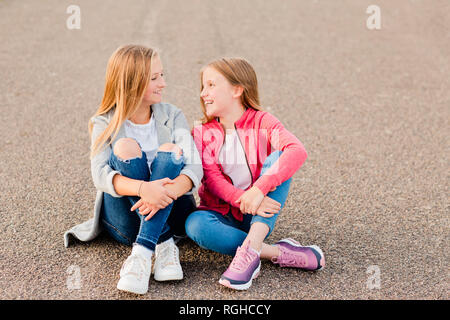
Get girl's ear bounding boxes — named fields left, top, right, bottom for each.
left=232, top=85, right=244, bottom=99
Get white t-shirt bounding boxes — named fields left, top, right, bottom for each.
left=124, top=113, right=159, bottom=173
left=218, top=129, right=252, bottom=190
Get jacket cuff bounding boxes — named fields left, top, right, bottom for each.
left=107, top=171, right=123, bottom=198
left=253, top=175, right=274, bottom=196
left=180, top=168, right=200, bottom=193
left=230, top=188, right=246, bottom=208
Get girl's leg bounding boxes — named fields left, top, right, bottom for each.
left=101, top=139, right=186, bottom=251
left=185, top=210, right=249, bottom=256
left=242, top=150, right=292, bottom=259
left=217, top=151, right=293, bottom=290
left=101, top=138, right=150, bottom=246
left=166, top=194, right=197, bottom=240
left=247, top=152, right=325, bottom=271
left=135, top=147, right=184, bottom=251
left=107, top=140, right=185, bottom=294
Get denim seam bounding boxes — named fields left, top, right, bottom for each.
left=136, top=215, right=159, bottom=245
left=101, top=219, right=133, bottom=244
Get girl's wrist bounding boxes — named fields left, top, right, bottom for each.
left=137, top=181, right=145, bottom=197
left=251, top=185, right=264, bottom=196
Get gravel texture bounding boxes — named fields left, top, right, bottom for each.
left=0, top=0, right=448, bottom=300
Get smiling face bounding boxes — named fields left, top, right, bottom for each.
left=200, top=66, right=240, bottom=119
left=142, top=54, right=166, bottom=105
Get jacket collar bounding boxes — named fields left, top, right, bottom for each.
left=235, top=107, right=255, bottom=127
left=151, top=103, right=169, bottom=125
left=214, top=107, right=255, bottom=129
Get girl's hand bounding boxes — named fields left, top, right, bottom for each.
left=236, top=186, right=265, bottom=215
left=131, top=201, right=161, bottom=221
left=254, top=196, right=281, bottom=218
left=130, top=178, right=177, bottom=220
left=142, top=178, right=177, bottom=206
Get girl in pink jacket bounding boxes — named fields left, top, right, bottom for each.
left=186, top=57, right=325, bottom=290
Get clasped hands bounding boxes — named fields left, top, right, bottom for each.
left=130, top=178, right=177, bottom=221
left=236, top=186, right=281, bottom=218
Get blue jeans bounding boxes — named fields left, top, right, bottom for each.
left=101, top=148, right=196, bottom=251
left=185, top=151, right=292, bottom=256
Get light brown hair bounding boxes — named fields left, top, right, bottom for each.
left=89, top=45, right=157, bottom=158
left=199, top=57, right=262, bottom=124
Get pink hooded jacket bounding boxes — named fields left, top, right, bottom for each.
left=192, top=107, right=307, bottom=221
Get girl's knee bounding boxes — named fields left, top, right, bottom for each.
left=185, top=211, right=202, bottom=239
left=113, top=138, right=142, bottom=160
left=265, top=150, right=282, bottom=164
left=261, top=150, right=283, bottom=174
left=158, top=143, right=183, bottom=157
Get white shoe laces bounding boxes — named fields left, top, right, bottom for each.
left=121, top=254, right=149, bottom=279
left=157, top=241, right=180, bottom=268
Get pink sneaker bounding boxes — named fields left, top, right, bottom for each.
left=272, top=238, right=325, bottom=271
left=219, top=241, right=261, bottom=290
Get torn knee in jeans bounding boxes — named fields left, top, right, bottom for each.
left=158, top=143, right=183, bottom=160
left=113, top=138, right=142, bottom=161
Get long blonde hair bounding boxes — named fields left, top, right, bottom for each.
left=199, top=57, right=262, bottom=124
left=89, top=45, right=157, bottom=158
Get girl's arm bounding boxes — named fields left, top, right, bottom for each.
left=236, top=112, right=307, bottom=214
left=203, top=162, right=245, bottom=207
left=164, top=174, right=193, bottom=198
left=112, top=174, right=142, bottom=197
left=131, top=174, right=192, bottom=220
left=252, top=112, right=307, bottom=195
left=199, top=142, right=280, bottom=214
left=114, top=174, right=178, bottom=216
left=90, top=115, right=123, bottom=197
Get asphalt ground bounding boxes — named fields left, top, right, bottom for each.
left=0, top=0, right=448, bottom=299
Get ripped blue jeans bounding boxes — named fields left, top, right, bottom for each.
left=100, top=148, right=196, bottom=251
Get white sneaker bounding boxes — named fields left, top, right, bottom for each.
left=117, top=247, right=152, bottom=295
left=154, top=238, right=183, bottom=281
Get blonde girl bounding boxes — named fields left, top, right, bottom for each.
left=64, top=45, right=203, bottom=295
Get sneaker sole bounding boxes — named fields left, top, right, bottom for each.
left=117, top=280, right=148, bottom=295
left=278, top=238, right=325, bottom=270
left=218, top=262, right=261, bottom=291
left=154, top=272, right=184, bottom=282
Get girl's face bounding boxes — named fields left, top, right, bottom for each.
left=142, top=55, right=166, bottom=105
left=201, top=66, right=239, bottom=118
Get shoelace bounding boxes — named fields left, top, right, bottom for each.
left=121, top=254, right=148, bottom=279
left=230, top=246, right=255, bottom=272
left=158, top=243, right=179, bottom=267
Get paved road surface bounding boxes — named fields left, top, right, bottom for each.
left=0, top=0, right=448, bottom=299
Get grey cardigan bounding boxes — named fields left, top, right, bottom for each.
left=64, top=102, right=203, bottom=248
